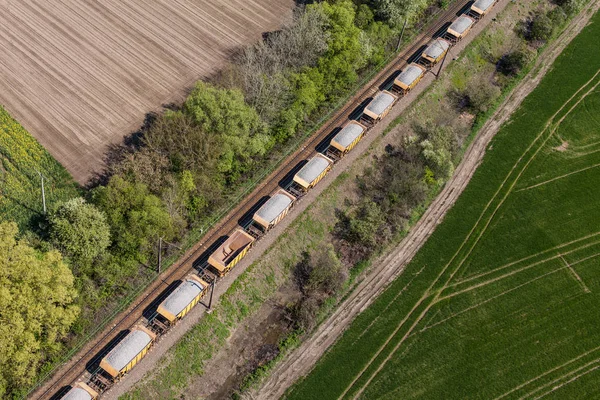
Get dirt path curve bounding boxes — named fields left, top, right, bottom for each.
left=251, top=3, right=600, bottom=399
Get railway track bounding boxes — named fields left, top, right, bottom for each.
left=32, top=1, right=475, bottom=398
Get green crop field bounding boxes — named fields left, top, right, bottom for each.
left=0, top=106, right=79, bottom=230
left=287, top=11, right=600, bottom=400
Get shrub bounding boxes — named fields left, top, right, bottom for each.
left=530, top=13, right=554, bottom=41
left=49, top=198, right=111, bottom=267
left=497, top=48, right=535, bottom=76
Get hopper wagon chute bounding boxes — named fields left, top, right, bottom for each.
left=421, top=39, right=451, bottom=67
left=99, top=326, right=156, bottom=381
left=251, top=189, right=296, bottom=234
left=60, top=383, right=98, bottom=400
left=361, top=90, right=398, bottom=125
left=327, top=121, right=367, bottom=158
left=156, top=274, right=209, bottom=326
left=445, top=16, right=475, bottom=42
left=291, top=153, right=334, bottom=195
left=392, top=65, right=425, bottom=95
left=208, top=229, right=255, bottom=276
left=469, top=0, right=496, bottom=18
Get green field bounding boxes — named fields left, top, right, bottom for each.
left=0, top=106, right=79, bottom=230
left=288, top=11, right=600, bottom=400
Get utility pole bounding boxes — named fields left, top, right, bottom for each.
left=206, top=279, right=215, bottom=313
left=396, top=18, right=408, bottom=52
left=158, top=237, right=162, bottom=274
left=437, top=48, right=450, bottom=79
left=37, top=171, right=47, bottom=214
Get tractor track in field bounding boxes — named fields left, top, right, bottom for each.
left=251, top=2, right=600, bottom=399
left=29, top=1, right=473, bottom=399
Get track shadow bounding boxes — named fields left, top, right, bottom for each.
left=407, top=45, right=427, bottom=64
left=49, top=386, right=72, bottom=400
left=434, top=21, right=453, bottom=39
left=85, top=330, right=130, bottom=374
left=142, top=280, right=183, bottom=321
left=380, top=69, right=402, bottom=92
left=238, top=195, right=270, bottom=228
left=279, top=160, right=307, bottom=190
left=459, top=1, right=474, bottom=16
left=192, top=236, right=228, bottom=272
left=349, top=98, right=372, bottom=121
left=316, top=127, right=342, bottom=154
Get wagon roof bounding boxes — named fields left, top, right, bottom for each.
left=473, top=0, right=495, bottom=11
left=366, top=91, right=395, bottom=117
left=255, top=191, right=295, bottom=224
left=395, top=65, right=424, bottom=86
left=296, top=154, right=332, bottom=185
left=103, top=329, right=152, bottom=373
left=423, top=39, right=450, bottom=59
left=61, top=387, right=92, bottom=400
left=449, top=16, right=474, bottom=35
left=160, top=278, right=205, bottom=317
left=332, top=121, right=366, bottom=149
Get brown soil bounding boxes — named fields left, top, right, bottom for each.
left=556, top=141, right=570, bottom=152
left=191, top=285, right=299, bottom=400
left=251, top=1, right=600, bottom=399
left=0, top=0, right=293, bottom=183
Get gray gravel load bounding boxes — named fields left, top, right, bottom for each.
left=104, top=329, right=152, bottom=373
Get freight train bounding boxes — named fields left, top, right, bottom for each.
left=56, top=1, right=497, bottom=398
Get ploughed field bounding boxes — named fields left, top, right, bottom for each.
left=0, top=0, right=292, bottom=183
left=287, top=11, right=600, bottom=400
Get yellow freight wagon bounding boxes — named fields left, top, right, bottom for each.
left=470, top=0, right=496, bottom=18
left=156, top=274, right=209, bottom=323
left=329, top=121, right=367, bottom=157
left=208, top=229, right=255, bottom=276
left=99, top=326, right=156, bottom=381
left=293, top=154, right=334, bottom=191
left=61, top=382, right=98, bottom=400
left=392, top=65, right=426, bottom=94
left=446, top=16, right=475, bottom=42
left=421, top=38, right=451, bottom=66
left=252, top=189, right=296, bottom=232
left=361, top=90, right=398, bottom=125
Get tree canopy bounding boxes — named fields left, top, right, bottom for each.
left=183, top=82, right=270, bottom=178
left=0, top=222, right=79, bottom=397
left=49, top=198, right=111, bottom=266
left=91, top=176, right=178, bottom=264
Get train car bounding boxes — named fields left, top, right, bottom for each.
left=469, top=0, right=496, bottom=19
left=99, top=326, right=156, bottom=381
left=251, top=189, right=296, bottom=233
left=361, top=90, right=398, bottom=126
left=421, top=38, right=451, bottom=67
left=327, top=121, right=368, bottom=158
left=392, top=65, right=426, bottom=95
left=291, top=153, right=334, bottom=194
left=156, top=274, right=209, bottom=325
left=445, top=16, right=475, bottom=42
left=208, top=229, right=255, bottom=276
left=61, top=382, right=98, bottom=400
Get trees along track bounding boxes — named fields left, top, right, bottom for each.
left=251, top=1, right=600, bottom=399
left=29, top=1, right=481, bottom=399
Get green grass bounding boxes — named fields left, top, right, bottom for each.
left=286, top=10, right=600, bottom=400
left=0, top=106, right=79, bottom=230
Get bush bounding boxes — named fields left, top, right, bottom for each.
left=465, top=79, right=501, bottom=114
left=530, top=13, right=554, bottom=41
left=497, top=48, right=535, bottom=76
left=49, top=198, right=111, bottom=268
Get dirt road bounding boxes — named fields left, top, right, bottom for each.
left=251, top=2, right=600, bottom=399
